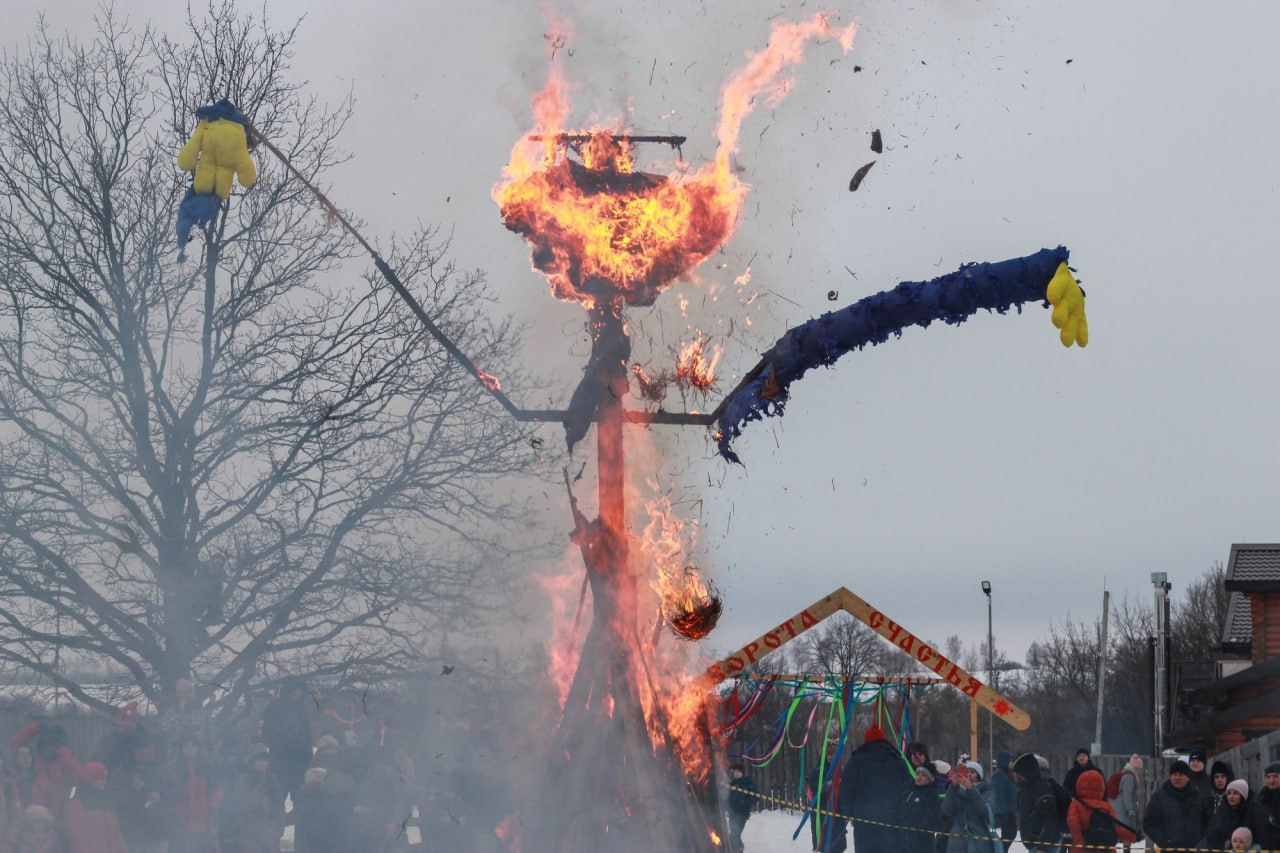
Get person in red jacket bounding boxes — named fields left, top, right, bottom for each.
left=167, top=733, right=221, bottom=852
left=8, top=722, right=81, bottom=835
left=64, top=762, right=127, bottom=853
left=1067, top=768, right=1137, bottom=853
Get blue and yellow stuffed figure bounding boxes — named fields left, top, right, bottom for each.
left=175, top=100, right=257, bottom=255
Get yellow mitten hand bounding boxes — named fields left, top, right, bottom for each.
left=1046, top=261, right=1088, bottom=348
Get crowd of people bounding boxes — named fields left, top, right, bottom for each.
left=730, top=727, right=1280, bottom=852
left=0, top=678, right=425, bottom=853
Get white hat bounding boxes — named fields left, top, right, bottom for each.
left=933, top=760, right=952, bottom=776
left=963, top=760, right=984, bottom=781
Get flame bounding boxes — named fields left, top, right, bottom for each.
left=477, top=369, right=501, bottom=391
left=495, top=13, right=855, bottom=307
left=711, top=830, right=722, bottom=845
left=494, top=812, right=522, bottom=852
left=676, top=337, right=722, bottom=392
left=534, top=555, right=586, bottom=709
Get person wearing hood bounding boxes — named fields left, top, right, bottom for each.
left=1062, top=748, right=1096, bottom=797
left=1205, top=778, right=1255, bottom=850
left=1210, top=759, right=1236, bottom=814
left=1109, top=754, right=1143, bottom=852
left=64, top=762, right=128, bottom=853
left=838, top=725, right=912, bottom=853
left=725, top=762, right=756, bottom=853
left=223, top=743, right=286, bottom=853
left=1254, top=762, right=1280, bottom=851
left=939, top=761, right=995, bottom=853
left=897, top=763, right=942, bottom=853
left=1143, top=759, right=1209, bottom=850
left=1066, top=768, right=1137, bottom=853
left=991, top=750, right=1018, bottom=852
left=1010, top=752, right=1065, bottom=852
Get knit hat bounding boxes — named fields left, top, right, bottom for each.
left=82, top=762, right=108, bottom=784
left=863, top=724, right=884, bottom=743
left=907, top=742, right=930, bottom=758
left=1232, top=826, right=1254, bottom=846
left=933, top=760, right=952, bottom=776
left=1188, top=746, right=1208, bottom=762
left=22, top=804, right=52, bottom=825
left=1076, top=747, right=1090, bottom=758
left=914, top=765, right=935, bottom=783
left=964, top=760, right=984, bottom=781
left=1267, top=761, right=1280, bottom=775
left=1227, top=779, right=1250, bottom=799
left=303, top=766, right=327, bottom=785
left=315, top=734, right=340, bottom=752
left=1211, top=760, right=1233, bottom=779
left=1169, top=759, right=1191, bottom=776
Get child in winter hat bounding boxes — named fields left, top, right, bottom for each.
left=1230, top=825, right=1253, bottom=851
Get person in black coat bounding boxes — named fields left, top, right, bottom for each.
left=897, top=764, right=942, bottom=853
left=261, top=678, right=313, bottom=801
left=1143, top=759, right=1209, bottom=850
left=838, top=725, right=912, bottom=853
left=1061, top=747, right=1096, bottom=796
left=1209, top=759, right=1235, bottom=814
left=1205, top=778, right=1255, bottom=850
left=1010, top=752, right=1064, bottom=852
left=1254, top=762, right=1280, bottom=852
left=726, top=763, right=756, bottom=853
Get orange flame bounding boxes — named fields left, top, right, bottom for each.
left=676, top=337, right=722, bottom=392
left=534, top=557, right=585, bottom=709
left=495, top=13, right=855, bottom=307
left=477, top=369, right=501, bottom=391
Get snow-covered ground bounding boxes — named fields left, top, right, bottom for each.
left=741, top=810, right=1149, bottom=852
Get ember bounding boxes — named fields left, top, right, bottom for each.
left=663, top=567, right=723, bottom=641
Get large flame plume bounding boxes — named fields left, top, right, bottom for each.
left=495, top=12, right=855, bottom=307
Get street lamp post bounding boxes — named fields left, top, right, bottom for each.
left=982, top=580, right=993, bottom=772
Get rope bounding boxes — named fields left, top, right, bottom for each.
left=237, top=115, right=525, bottom=419
left=729, top=784, right=1230, bottom=852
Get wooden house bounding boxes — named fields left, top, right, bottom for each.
left=1171, top=543, right=1280, bottom=751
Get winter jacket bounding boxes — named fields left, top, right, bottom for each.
left=940, top=779, right=994, bottom=853
left=64, top=786, right=129, bottom=853
left=166, top=756, right=221, bottom=832
left=992, top=751, right=1018, bottom=815
left=1254, top=786, right=1280, bottom=851
left=1109, top=763, right=1141, bottom=828
left=222, top=769, right=286, bottom=853
left=1062, top=758, right=1097, bottom=797
left=1205, top=795, right=1255, bottom=850
left=897, top=778, right=942, bottom=853
left=727, top=773, right=756, bottom=818
left=1143, top=778, right=1207, bottom=849
left=1011, top=753, right=1065, bottom=847
left=9, top=724, right=81, bottom=825
left=1066, top=769, right=1137, bottom=853
left=839, top=738, right=912, bottom=853
left=807, top=763, right=847, bottom=853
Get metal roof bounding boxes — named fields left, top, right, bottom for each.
left=1225, top=543, right=1280, bottom=587
left=1222, top=590, right=1253, bottom=646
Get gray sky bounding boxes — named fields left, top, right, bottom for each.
left=12, top=1, right=1280, bottom=667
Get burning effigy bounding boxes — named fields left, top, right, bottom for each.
left=493, top=13, right=857, bottom=853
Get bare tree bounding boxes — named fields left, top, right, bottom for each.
left=794, top=613, right=884, bottom=679
left=0, top=6, right=540, bottom=716
left=1172, top=560, right=1230, bottom=661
